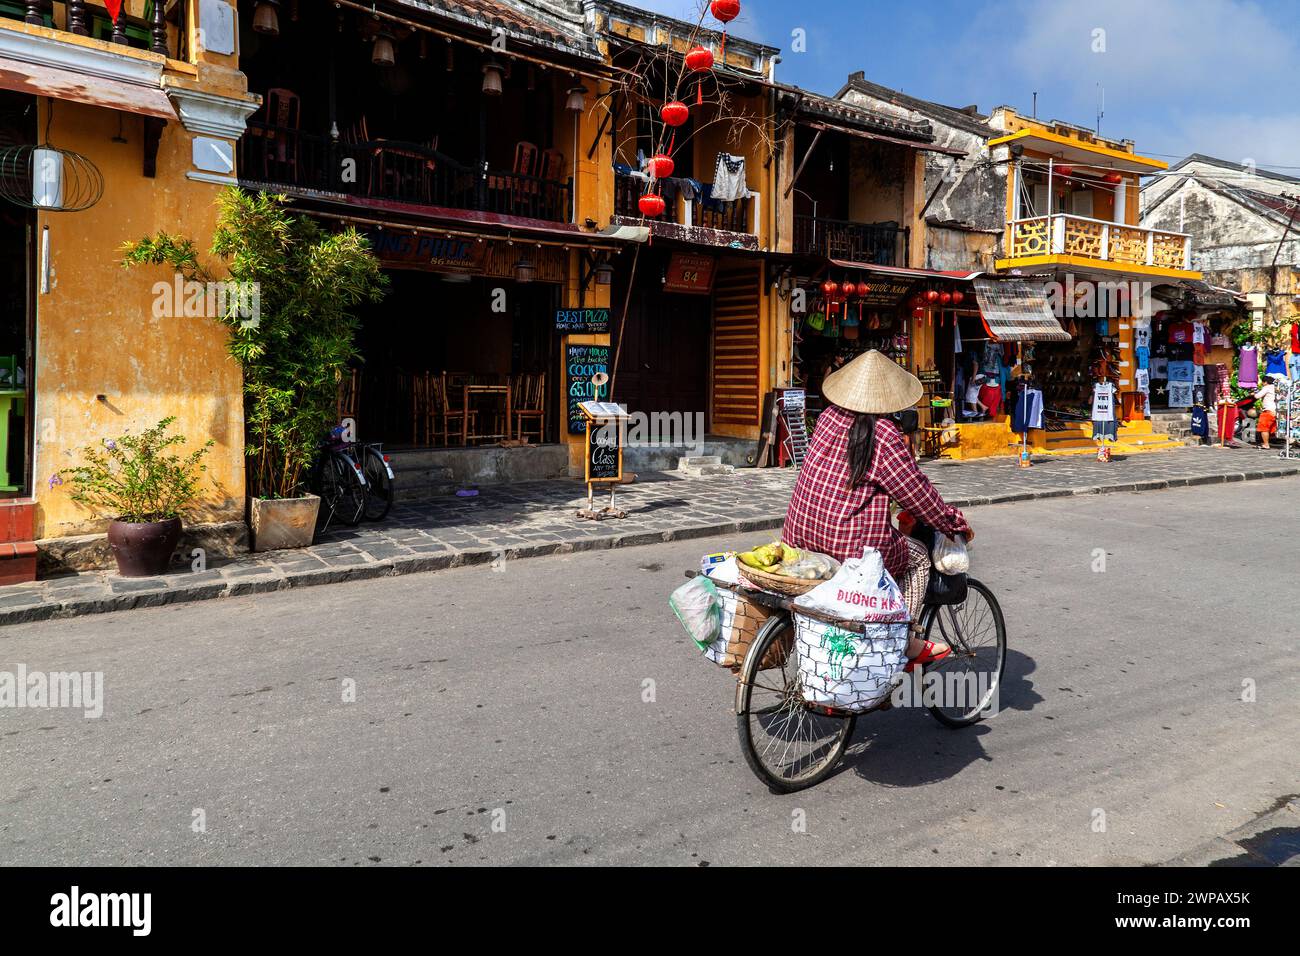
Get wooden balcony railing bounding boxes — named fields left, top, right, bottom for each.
left=793, top=214, right=905, bottom=267
left=239, top=123, right=572, bottom=223
left=1007, top=213, right=1192, bottom=271
left=614, top=169, right=756, bottom=235
left=4, top=1, right=176, bottom=56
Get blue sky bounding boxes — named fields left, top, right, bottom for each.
left=632, top=0, right=1300, bottom=175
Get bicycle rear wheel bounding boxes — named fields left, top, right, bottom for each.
left=922, top=578, right=1006, bottom=727
left=317, top=452, right=365, bottom=529
left=362, top=446, right=394, bottom=521
left=736, top=614, right=857, bottom=793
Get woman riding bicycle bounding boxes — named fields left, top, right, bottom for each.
left=782, top=350, right=972, bottom=670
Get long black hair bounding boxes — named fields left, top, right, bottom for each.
left=846, top=413, right=878, bottom=490
left=847, top=408, right=919, bottom=490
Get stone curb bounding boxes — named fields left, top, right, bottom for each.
left=6, top=468, right=1300, bottom=627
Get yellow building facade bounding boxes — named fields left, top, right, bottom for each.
left=1, top=2, right=259, bottom=573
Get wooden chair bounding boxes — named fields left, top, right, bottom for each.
left=435, top=372, right=476, bottom=446
left=264, top=88, right=301, bottom=180
left=512, top=372, right=546, bottom=443
left=336, top=369, right=361, bottom=425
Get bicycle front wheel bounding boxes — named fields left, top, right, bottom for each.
left=362, top=447, right=395, bottom=521
left=736, top=614, right=856, bottom=793
left=922, top=578, right=1007, bottom=727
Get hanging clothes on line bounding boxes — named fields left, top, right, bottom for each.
left=1011, top=386, right=1044, bottom=433
left=710, top=153, right=751, bottom=201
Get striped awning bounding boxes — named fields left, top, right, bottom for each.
left=973, top=277, right=1071, bottom=342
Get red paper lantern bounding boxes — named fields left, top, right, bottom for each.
left=909, top=294, right=924, bottom=309
left=924, top=289, right=940, bottom=304
left=1103, top=172, right=1124, bottom=184
left=1054, top=164, right=1074, bottom=177
left=685, top=46, right=715, bottom=72
left=855, top=281, right=871, bottom=298
left=911, top=307, right=925, bottom=320
left=821, top=280, right=837, bottom=297
left=951, top=290, right=964, bottom=306
left=647, top=154, right=675, bottom=179
left=638, top=193, right=666, bottom=218
left=710, top=0, right=740, bottom=23
left=840, top=281, right=857, bottom=298
left=937, top=291, right=951, bottom=306
left=660, top=101, right=689, bottom=127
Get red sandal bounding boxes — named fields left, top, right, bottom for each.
left=904, top=640, right=951, bottom=673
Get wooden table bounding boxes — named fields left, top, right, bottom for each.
left=463, top=385, right=511, bottom=445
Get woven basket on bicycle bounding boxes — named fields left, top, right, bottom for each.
left=736, top=565, right=822, bottom=596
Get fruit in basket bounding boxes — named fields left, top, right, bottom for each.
left=738, top=549, right=781, bottom=574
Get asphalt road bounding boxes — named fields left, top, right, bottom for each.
left=1, top=480, right=1297, bottom=866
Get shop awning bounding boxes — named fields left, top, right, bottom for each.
left=827, top=260, right=981, bottom=282
left=973, top=277, right=1071, bottom=342
left=0, top=54, right=176, bottom=122
left=802, top=120, right=966, bottom=157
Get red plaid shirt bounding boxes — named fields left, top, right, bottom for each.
left=782, top=406, right=970, bottom=578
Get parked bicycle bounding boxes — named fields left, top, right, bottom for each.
left=310, top=427, right=396, bottom=532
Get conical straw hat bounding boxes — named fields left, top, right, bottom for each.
left=820, top=350, right=923, bottom=415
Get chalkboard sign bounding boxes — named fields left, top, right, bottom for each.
left=556, top=308, right=610, bottom=334
left=585, top=417, right=623, bottom=483
left=566, top=344, right=611, bottom=434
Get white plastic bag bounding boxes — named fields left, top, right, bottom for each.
left=669, top=576, right=721, bottom=649
left=792, top=547, right=908, bottom=623
left=931, top=534, right=970, bottom=575
left=795, top=616, right=908, bottom=712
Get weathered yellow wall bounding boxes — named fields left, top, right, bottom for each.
left=34, top=100, right=245, bottom=539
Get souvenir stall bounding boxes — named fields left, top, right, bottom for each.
left=789, top=268, right=977, bottom=454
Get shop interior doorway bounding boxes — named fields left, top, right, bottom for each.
left=611, top=255, right=710, bottom=423
left=0, top=90, right=35, bottom=495
left=352, top=269, right=559, bottom=448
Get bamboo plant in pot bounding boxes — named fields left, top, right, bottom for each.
left=59, top=418, right=213, bottom=577
left=121, top=189, right=387, bottom=551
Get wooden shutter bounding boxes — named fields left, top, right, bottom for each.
left=711, top=262, right=761, bottom=428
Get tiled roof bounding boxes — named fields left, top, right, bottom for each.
left=400, top=0, right=593, bottom=53
left=792, top=89, right=934, bottom=141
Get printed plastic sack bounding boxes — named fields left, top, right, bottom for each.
left=669, top=575, right=721, bottom=649
left=792, top=547, right=907, bottom=623
left=931, top=534, right=970, bottom=575
left=794, top=617, right=908, bottom=712
left=697, top=556, right=775, bottom=669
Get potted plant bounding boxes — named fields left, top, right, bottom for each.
left=121, top=189, right=387, bottom=551
left=59, top=418, right=213, bottom=577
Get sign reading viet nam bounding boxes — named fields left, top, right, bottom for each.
left=555, top=308, right=611, bottom=334
left=663, top=253, right=716, bottom=294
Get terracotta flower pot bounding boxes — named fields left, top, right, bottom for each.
left=107, top=517, right=182, bottom=577
left=249, top=494, right=321, bottom=552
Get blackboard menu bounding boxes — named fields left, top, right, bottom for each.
left=586, top=418, right=622, bottom=483
left=555, top=308, right=610, bottom=334
left=566, top=344, right=610, bottom=434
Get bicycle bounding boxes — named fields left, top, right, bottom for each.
left=311, top=428, right=367, bottom=532
left=723, top=572, right=1006, bottom=793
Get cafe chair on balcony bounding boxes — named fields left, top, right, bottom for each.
left=263, top=88, right=301, bottom=181
left=512, top=372, right=546, bottom=444
left=486, top=142, right=539, bottom=215
left=336, top=369, right=361, bottom=425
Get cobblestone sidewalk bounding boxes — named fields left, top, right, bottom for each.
left=6, top=445, right=1298, bottom=626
